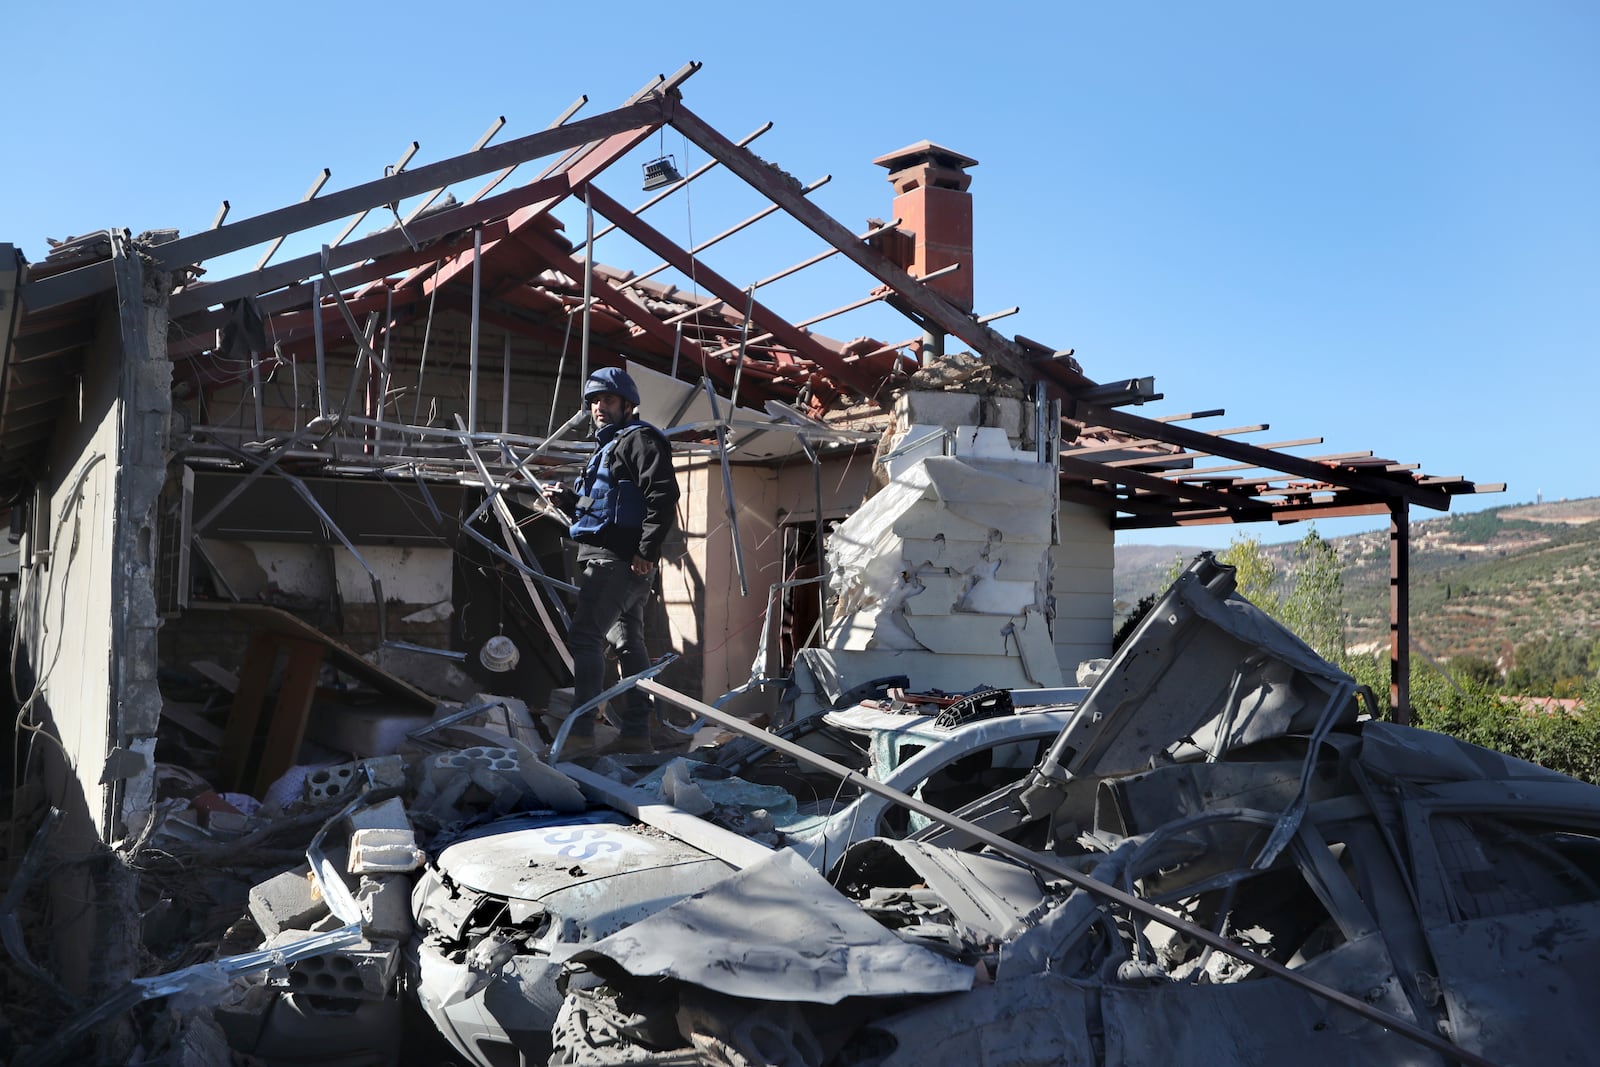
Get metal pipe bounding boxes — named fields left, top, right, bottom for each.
left=417, top=115, right=508, bottom=217
left=1035, top=381, right=1048, bottom=464
left=547, top=309, right=575, bottom=436
left=381, top=641, right=468, bottom=661
left=374, top=288, right=394, bottom=453
left=801, top=435, right=828, bottom=635
left=501, top=333, right=512, bottom=433
left=749, top=217, right=900, bottom=291
left=255, top=168, right=330, bottom=270
left=702, top=378, right=747, bottom=596
left=205, top=438, right=389, bottom=648
left=617, top=176, right=831, bottom=295
left=663, top=297, right=725, bottom=326
left=549, top=655, right=678, bottom=762
left=729, top=287, right=756, bottom=412
left=311, top=276, right=328, bottom=419
left=468, top=226, right=482, bottom=434
left=250, top=347, right=265, bottom=438
left=579, top=187, right=593, bottom=387
left=457, top=416, right=576, bottom=637
left=343, top=412, right=591, bottom=455
left=332, top=142, right=419, bottom=248
left=636, top=677, right=1499, bottom=1067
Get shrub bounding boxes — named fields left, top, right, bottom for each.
left=1348, top=654, right=1600, bottom=784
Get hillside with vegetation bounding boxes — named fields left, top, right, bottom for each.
left=1115, top=496, right=1600, bottom=690
left=1113, top=497, right=1600, bottom=784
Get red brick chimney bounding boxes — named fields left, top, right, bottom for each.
left=872, top=141, right=978, bottom=312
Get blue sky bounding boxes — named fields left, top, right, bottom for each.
left=4, top=3, right=1594, bottom=549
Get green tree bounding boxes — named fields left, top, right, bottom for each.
left=1282, top=528, right=1345, bottom=661
left=1507, top=633, right=1595, bottom=695
left=1449, top=655, right=1502, bottom=689
left=1219, top=533, right=1281, bottom=616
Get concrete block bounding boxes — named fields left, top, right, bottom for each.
left=249, top=869, right=329, bottom=939
left=903, top=574, right=966, bottom=615
left=951, top=425, right=1018, bottom=460
left=895, top=392, right=981, bottom=429
left=981, top=397, right=1026, bottom=441
left=466, top=693, right=542, bottom=749
left=355, top=876, right=413, bottom=940
left=903, top=614, right=1013, bottom=656
left=1010, top=608, right=1065, bottom=687
left=347, top=796, right=411, bottom=834
left=268, top=931, right=400, bottom=1000
left=303, top=755, right=404, bottom=805
left=426, top=746, right=519, bottom=788
left=995, top=551, right=1051, bottom=581
left=303, top=763, right=358, bottom=805
left=348, top=828, right=425, bottom=873
left=890, top=509, right=996, bottom=542
left=361, top=754, right=408, bottom=790
left=963, top=577, right=1038, bottom=615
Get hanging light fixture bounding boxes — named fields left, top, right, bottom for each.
left=642, top=154, right=681, bottom=191
left=479, top=635, right=520, bottom=673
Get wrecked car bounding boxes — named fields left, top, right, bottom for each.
left=408, top=687, right=1085, bottom=1065
left=541, top=553, right=1600, bottom=1067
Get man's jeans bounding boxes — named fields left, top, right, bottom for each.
left=567, top=557, right=652, bottom=739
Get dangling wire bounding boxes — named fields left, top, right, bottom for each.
left=546, top=307, right=576, bottom=436
left=678, top=128, right=707, bottom=383
left=410, top=259, right=443, bottom=432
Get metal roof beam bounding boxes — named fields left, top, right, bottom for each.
left=578, top=183, right=879, bottom=397
left=169, top=177, right=566, bottom=319
left=1080, top=401, right=1452, bottom=510
left=419, top=123, right=661, bottom=300
left=23, top=98, right=672, bottom=313
left=512, top=228, right=742, bottom=395
left=1058, top=455, right=1255, bottom=511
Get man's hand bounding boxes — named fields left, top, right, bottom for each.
left=631, top=555, right=654, bottom=575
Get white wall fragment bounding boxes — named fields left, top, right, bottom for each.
left=821, top=439, right=1065, bottom=695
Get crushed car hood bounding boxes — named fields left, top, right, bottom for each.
left=574, top=847, right=976, bottom=1004
left=429, top=812, right=733, bottom=908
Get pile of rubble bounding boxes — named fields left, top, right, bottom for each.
left=4, top=554, right=1598, bottom=1067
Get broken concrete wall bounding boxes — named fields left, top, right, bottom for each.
left=10, top=240, right=171, bottom=997
left=664, top=448, right=876, bottom=721
left=667, top=458, right=781, bottom=710
left=12, top=252, right=171, bottom=844
left=821, top=418, right=1066, bottom=696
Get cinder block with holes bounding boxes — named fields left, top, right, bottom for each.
left=265, top=931, right=400, bottom=1000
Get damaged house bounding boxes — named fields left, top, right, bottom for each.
left=0, top=64, right=1510, bottom=1063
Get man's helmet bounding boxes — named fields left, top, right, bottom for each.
left=581, top=366, right=640, bottom=407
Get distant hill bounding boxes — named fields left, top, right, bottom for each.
left=1113, top=497, right=1600, bottom=666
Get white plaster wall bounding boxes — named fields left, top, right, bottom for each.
left=1050, top=500, right=1115, bottom=678
left=819, top=436, right=1068, bottom=695
left=330, top=544, right=453, bottom=605
left=658, top=459, right=706, bottom=696
left=675, top=458, right=786, bottom=707
left=14, top=307, right=121, bottom=840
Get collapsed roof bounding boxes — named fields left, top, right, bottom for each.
left=0, top=61, right=1499, bottom=530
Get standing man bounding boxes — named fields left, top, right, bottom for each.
left=546, top=366, right=680, bottom=754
